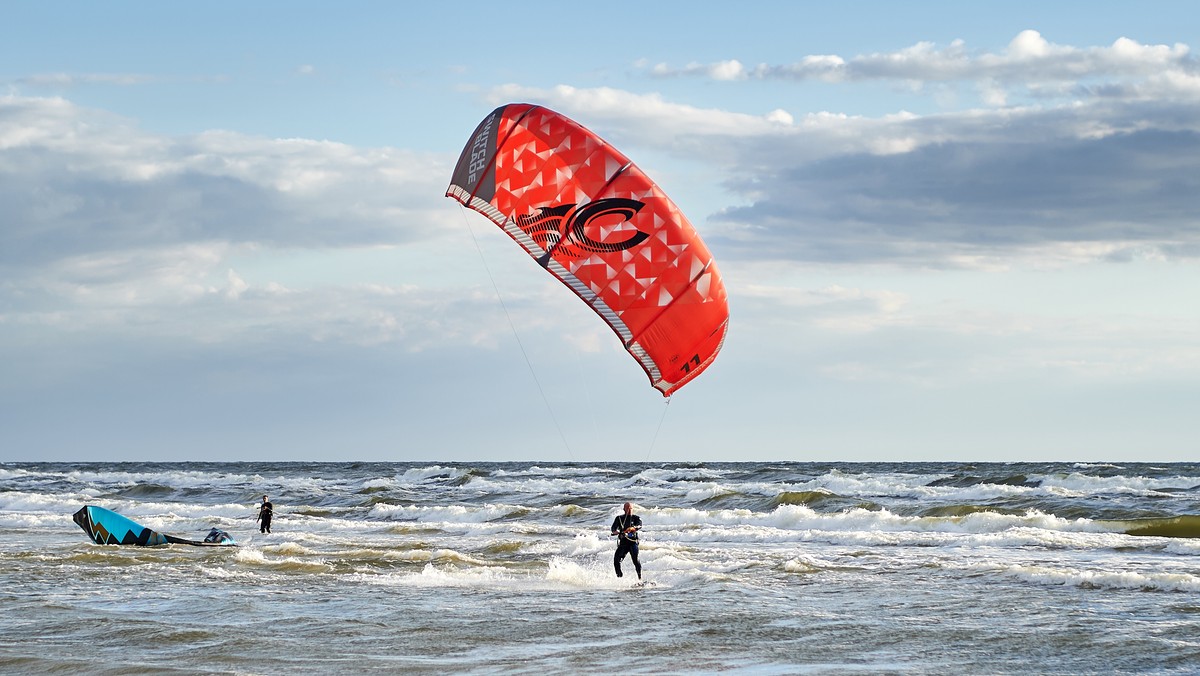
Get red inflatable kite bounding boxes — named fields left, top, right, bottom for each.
left=447, top=104, right=728, bottom=396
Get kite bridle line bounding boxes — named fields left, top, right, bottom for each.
left=457, top=204, right=576, bottom=462
left=645, top=395, right=671, bottom=462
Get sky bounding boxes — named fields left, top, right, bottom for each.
left=2, top=1, right=1198, bottom=463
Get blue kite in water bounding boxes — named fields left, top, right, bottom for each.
left=72, top=505, right=237, bottom=547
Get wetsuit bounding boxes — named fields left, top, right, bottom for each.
left=258, top=501, right=273, bottom=533
left=611, top=513, right=642, bottom=579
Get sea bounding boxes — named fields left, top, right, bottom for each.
left=1, top=461, right=1198, bottom=675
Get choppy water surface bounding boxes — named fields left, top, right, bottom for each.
left=2, top=461, right=1199, bottom=674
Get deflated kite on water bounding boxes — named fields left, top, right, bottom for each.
left=446, top=104, right=729, bottom=396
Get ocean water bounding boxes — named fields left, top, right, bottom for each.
left=1, top=461, right=1198, bottom=675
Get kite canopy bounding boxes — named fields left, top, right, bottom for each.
left=447, top=104, right=728, bottom=396
left=72, top=505, right=238, bottom=547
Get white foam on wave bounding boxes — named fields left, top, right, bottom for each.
left=645, top=504, right=1112, bottom=536
left=995, top=563, right=1200, bottom=593
left=1032, top=471, right=1200, bottom=496
left=638, top=466, right=730, bottom=483
left=369, top=502, right=524, bottom=523
left=925, top=483, right=1039, bottom=502
left=1164, top=539, right=1200, bottom=556
left=650, top=551, right=743, bottom=575
left=360, top=477, right=397, bottom=490
left=0, top=491, right=93, bottom=514
left=366, top=561, right=539, bottom=589
left=683, top=483, right=736, bottom=502
left=338, top=547, right=705, bottom=592
left=810, top=470, right=1056, bottom=504
left=782, top=554, right=831, bottom=574
left=812, top=469, right=951, bottom=498
left=548, top=532, right=610, bottom=558
left=545, top=503, right=595, bottom=518
left=233, top=546, right=332, bottom=573
left=261, top=541, right=317, bottom=557
left=544, top=557, right=630, bottom=588
left=252, top=513, right=397, bottom=538
left=290, top=545, right=491, bottom=566
left=466, top=475, right=613, bottom=497
left=57, top=467, right=265, bottom=489
left=393, top=548, right=489, bottom=565
left=0, top=512, right=78, bottom=530
left=821, top=527, right=1134, bottom=551
left=492, top=465, right=621, bottom=478
left=0, top=467, right=37, bottom=481
left=390, top=556, right=688, bottom=590
left=780, top=467, right=1199, bottom=504
left=619, top=507, right=1163, bottom=554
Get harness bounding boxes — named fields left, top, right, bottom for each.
left=616, top=514, right=639, bottom=543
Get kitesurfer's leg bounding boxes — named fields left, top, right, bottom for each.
left=613, top=540, right=627, bottom=577
left=630, top=544, right=641, bottom=579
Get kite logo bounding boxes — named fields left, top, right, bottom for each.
left=517, top=198, right=649, bottom=261
left=466, top=112, right=496, bottom=185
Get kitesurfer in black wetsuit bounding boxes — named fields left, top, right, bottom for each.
left=257, top=495, right=273, bottom=534
left=610, top=502, right=642, bottom=579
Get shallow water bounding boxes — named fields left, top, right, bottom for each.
left=2, top=461, right=1199, bottom=674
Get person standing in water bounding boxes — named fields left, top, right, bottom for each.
left=610, top=502, right=642, bottom=580
left=257, top=495, right=273, bottom=534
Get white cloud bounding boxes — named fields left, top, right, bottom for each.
left=647, top=31, right=1196, bottom=92
left=650, top=59, right=747, bottom=80
left=0, top=95, right=454, bottom=271
left=488, top=84, right=790, bottom=139
left=765, top=109, right=794, bottom=125
left=0, top=95, right=508, bottom=357
left=225, top=269, right=249, bottom=300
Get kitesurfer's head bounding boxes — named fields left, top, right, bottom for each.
left=262, top=495, right=268, bottom=502
left=623, top=502, right=633, bottom=515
